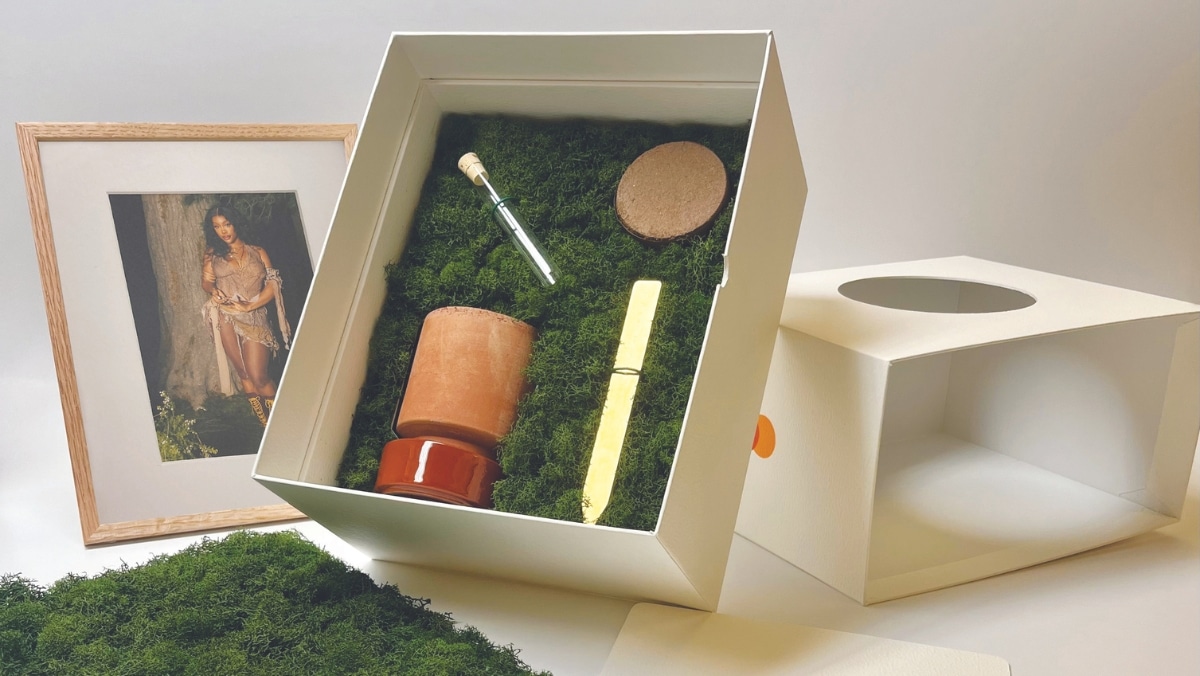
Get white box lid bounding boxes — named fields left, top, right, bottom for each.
left=780, top=256, right=1200, bottom=362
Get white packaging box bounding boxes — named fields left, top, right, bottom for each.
left=253, top=32, right=806, bottom=610
left=736, top=256, right=1200, bottom=604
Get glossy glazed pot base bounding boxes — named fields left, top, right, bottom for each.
left=374, top=437, right=503, bottom=509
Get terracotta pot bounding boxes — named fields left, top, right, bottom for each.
left=375, top=306, right=535, bottom=508
left=395, top=307, right=536, bottom=456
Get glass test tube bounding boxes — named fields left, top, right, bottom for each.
left=458, top=152, right=560, bottom=286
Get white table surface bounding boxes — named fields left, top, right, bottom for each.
left=2, top=2, right=1197, bottom=673
left=363, top=468, right=1200, bottom=675
left=2, top=375, right=1196, bottom=675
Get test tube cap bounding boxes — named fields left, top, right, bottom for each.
left=458, top=152, right=490, bottom=185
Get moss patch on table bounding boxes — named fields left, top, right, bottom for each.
left=335, top=115, right=748, bottom=530
left=0, top=531, right=545, bottom=675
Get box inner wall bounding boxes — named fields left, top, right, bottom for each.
left=870, top=317, right=1183, bottom=580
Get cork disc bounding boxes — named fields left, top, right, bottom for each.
left=615, top=141, right=728, bottom=241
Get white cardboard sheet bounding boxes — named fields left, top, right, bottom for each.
left=601, top=604, right=1010, bottom=675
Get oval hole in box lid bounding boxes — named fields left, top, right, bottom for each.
left=838, top=277, right=1036, bottom=314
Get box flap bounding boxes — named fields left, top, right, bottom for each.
left=257, top=477, right=708, bottom=608
left=656, top=34, right=805, bottom=608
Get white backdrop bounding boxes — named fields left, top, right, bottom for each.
left=1, top=2, right=1196, bottom=675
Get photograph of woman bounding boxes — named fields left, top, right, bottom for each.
left=201, top=205, right=290, bottom=427
left=110, top=192, right=314, bottom=462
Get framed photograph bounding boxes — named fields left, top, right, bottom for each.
left=17, top=123, right=356, bottom=545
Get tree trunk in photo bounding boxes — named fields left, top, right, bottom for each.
left=143, top=194, right=222, bottom=409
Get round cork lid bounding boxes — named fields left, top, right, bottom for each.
left=615, top=141, right=729, bottom=241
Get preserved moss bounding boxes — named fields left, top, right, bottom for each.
left=0, top=531, right=545, bottom=675
left=336, top=115, right=748, bottom=530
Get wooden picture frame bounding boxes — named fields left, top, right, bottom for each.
left=17, top=123, right=356, bottom=545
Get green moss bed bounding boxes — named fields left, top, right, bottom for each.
left=335, top=115, right=749, bottom=530
left=0, top=531, right=545, bottom=675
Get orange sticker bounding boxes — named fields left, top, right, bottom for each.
left=752, top=414, right=775, bottom=459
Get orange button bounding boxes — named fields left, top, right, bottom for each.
left=752, top=414, right=775, bottom=459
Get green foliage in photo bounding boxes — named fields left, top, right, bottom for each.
left=154, top=392, right=217, bottom=462
left=192, top=394, right=268, bottom=457
left=154, top=392, right=264, bottom=461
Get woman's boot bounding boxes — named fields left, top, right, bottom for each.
left=248, top=396, right=268, bottom=427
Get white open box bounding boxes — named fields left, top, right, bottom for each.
left=253, top=32, right=806, bottom=610
left=736, top=256, right=1200, bottom=604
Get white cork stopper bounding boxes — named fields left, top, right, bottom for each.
left=458, top=152, right=489, bottom=185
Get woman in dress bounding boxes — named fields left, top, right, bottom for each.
left=200, top=205, right=291, bottom=426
